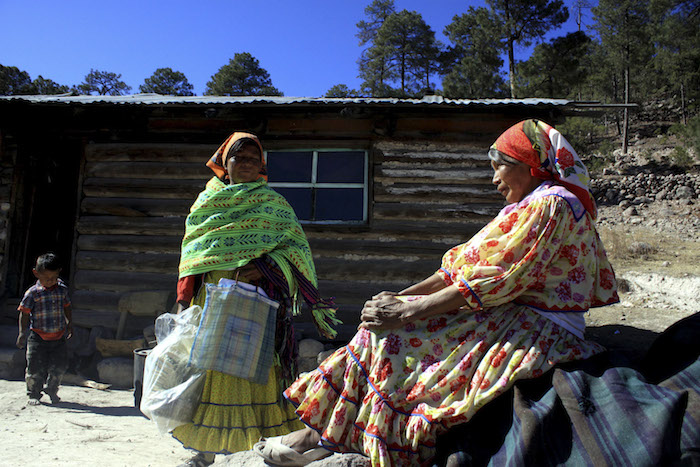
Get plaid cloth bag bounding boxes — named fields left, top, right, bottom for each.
left=189, top=279, right=279, bottom=385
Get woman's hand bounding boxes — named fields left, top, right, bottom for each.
left=360, top=284, right=469, bottom=331
left=359, top=295, right=412, bottom=330
left=176, top=301, right=188, bottom=314
left=372, top=290, right=398, bottom=299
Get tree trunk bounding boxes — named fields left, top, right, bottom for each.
left=681, top=82, right=687, bottom=125
left=508, top=38, right=516, bottom=98
left=612, top=74, right=621, bottom=135
left=622, top=67, right=629, bottom=155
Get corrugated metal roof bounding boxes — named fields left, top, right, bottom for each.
left=0, top=93, right=573, bottom=107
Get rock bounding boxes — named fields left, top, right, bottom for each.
left=297, top=357, right=319, bottom=374
left=628, top=242, right=656, bottom=256
left=96, top=357, right=134, bottom=388
left=617, top=278, right=632, bottom=293
left=676, top=186, right=695, bottom=199
left=655, top=189, right=669, bottom=201
left=623, top=206, right=638, bottom=217
left=298, top=339, right=324, bottom=358
left=0, top=347, right=25, bottom=380
left=605, top=189, right=618, bottom=203
left=215, top=451, right=370, bottom=466
left=636, top=197, right=654, bottom=205
left=662, top=261, right=671, bottom=267
left=317, top=349, right=337, bottom=365
left=619, top=200, right=632, bottom=209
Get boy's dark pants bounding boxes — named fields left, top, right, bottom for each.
left=25, top=331, right=68, bottom=399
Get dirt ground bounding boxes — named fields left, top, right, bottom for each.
left=1, top=199, right=698, bottom=467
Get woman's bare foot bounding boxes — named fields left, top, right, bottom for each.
left=280, top=427, right=321, bottom=453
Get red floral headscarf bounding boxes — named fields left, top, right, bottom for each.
left=491, top=119, right=597, bottom=218
left=205, top=131, right=268, bottom=182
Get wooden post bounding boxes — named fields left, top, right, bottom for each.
left=622, top=68, right=629, bottom=155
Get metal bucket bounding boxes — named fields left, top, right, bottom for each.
left=133, top=348, right=152, bottom=411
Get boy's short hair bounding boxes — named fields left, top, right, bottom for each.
left=35, top=253, right=61, bottom=272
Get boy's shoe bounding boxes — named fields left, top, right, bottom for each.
left=177, top=452, right=215, bottom=467
left=27, top=397, right=41, bottom=406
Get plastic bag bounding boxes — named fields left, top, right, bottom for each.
left=140, top=305, right=206, bottom=434
left=154, top=309, right=182, bottom=343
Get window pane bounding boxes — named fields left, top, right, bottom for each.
left=267, top=151, right=313, bottom=183
left=316, top=188, right=364, bottom=221
left=317, top=151, right=365, bottom=183
left=273, top=187, right=312, bottom=220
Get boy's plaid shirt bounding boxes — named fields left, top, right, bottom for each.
left=18, top=279, right=71, bottom=339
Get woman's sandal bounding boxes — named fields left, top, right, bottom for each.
left=253, top=435, right=331, bottom=466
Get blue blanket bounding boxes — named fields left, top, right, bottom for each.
left=434, top=314, right=700, bottom=466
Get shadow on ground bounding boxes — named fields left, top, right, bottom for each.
left=586, top=324, right=659, bottom=364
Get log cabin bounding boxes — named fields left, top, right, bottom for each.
left=0, top=94, right=594, bottom=341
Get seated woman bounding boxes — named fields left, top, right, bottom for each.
left=254, top=119, right=619, bottom=466
left=172, top=132, right=338, bottom=467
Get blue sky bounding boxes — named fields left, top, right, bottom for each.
left=0, top=0, right=594, bottom=97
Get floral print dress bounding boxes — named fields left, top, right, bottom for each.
left=284, top=182, right=619, bottom=467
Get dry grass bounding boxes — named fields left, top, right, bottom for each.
left=598, top=225, right=700, bottom=277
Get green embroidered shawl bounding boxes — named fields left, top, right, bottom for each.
left=179, top=177, right=318, bottom=295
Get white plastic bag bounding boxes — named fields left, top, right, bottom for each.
left=140, top=305, right=205, bottom=434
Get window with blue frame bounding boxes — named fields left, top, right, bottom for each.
left=266, top=149, right=368, bottom=224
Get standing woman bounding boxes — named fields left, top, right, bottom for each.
left=172, top=132, right=338, bottom=467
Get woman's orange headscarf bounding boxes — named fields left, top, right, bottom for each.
left=205, top=132, right=268, bottom=182
left=491, top=119, right=597, bottom=218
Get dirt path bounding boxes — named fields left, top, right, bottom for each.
left=0, top=379, right=190, bottom=467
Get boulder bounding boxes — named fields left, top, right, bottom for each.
left=0, top=347, right=25, bottom=380
left=623, top=206, right=638, bottom=217
left=676, top=186, right=695, bottom=199
left=97, top=357, right=134, bottom=388
left=298, top=339, right=324, bottom=358
left=317, top=349, right=337, bottom=365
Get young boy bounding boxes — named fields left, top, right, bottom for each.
left=16, top=253, right=73, bottom=405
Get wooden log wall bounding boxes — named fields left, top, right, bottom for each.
left=307, top=140, right=504, bottom=338
left=0, top=141, right=14, bottom=298
left=73, top=143, right=214, bottom=331
left=72, top=139, right=505, bottom=340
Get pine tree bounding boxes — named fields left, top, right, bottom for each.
left=442, top=7, right=507, bottom=98
left=487, top=0, right=569, bottom=98
left=77, top=69, right=132, bottom=96
left=140, top=68, right=194, bottom=96
left=205, top=53, right=282, bottom=96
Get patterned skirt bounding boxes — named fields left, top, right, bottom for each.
left=284, top=302, right=605, bottom=466
left=171, top=270, right=304, bottom=454
left=171, top=368, right=304, bottom=454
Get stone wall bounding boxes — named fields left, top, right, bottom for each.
left=592, top=172, right=700, bottom=206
